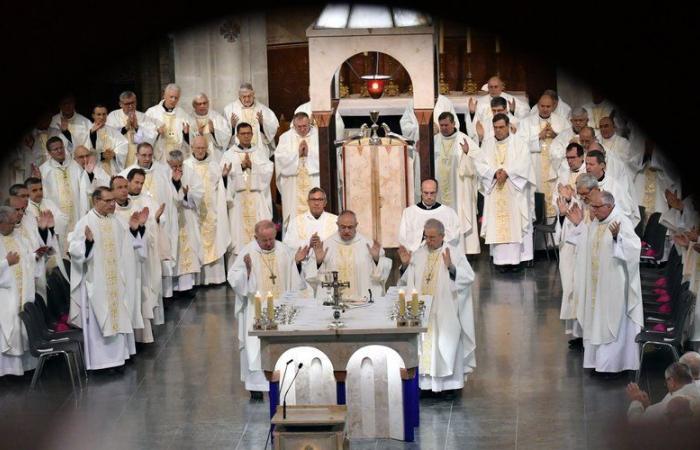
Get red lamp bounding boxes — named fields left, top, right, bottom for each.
left=363, top=76, right=389, bottom=99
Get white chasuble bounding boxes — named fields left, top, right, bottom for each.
left=433, top=131, right=481, bottom=254
left=227, top=240, right=306, bottom=391
left=283, top=211, right=338, bottom=251
left=398, top=204, right=461, bottom=253
left=224, top=100, right=279, bottom=159
left=399, top=243, right=476, bottom=391
left=145, top=101, right=193, bottom=162
left=106, top=109, right=158, bottom=169
left=276, top=128, right=321, bottom=228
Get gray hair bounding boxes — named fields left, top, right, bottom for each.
left=164, top=83, right=181, bottom=94
left=337, top=210, right=357, bottom=221
left=599, top=190, right=615, bottom=206
left=570, top=107, right=588, bottom=118
left=119, top=91, right=136, bottom=102
left=254, top=219, right=276, bottom=235
left=239, top=82, right=254, bottom=92
left=665, top=362, right=694, bottom=385
left=424, top=218, right=445, bottom=236
left=679, top=351, right=700, bottom=379
left=0, top=206, right=14, bottom=224
left=192, top=92, right=209, bottom=107
left=168, top=150, right=184, bottom=162
left=575, top=173, right=599, bottom=191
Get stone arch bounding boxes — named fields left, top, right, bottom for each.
left=273, top=346, right=336, bottom=406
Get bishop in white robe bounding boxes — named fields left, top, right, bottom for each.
left=567, top=190, right=643, bottom=373
left=398, top=218, right=476, bottom=392
left=68, top=188, right=145, bottom=370
left=224, top=83, right=279, bottom=159
left=145, top=84, right=193, bottom=162
left=191, top=93, right=231, bottom=160
left=227, top=220, right=309, bottom=394
left=221, top=125, right=273, bottom=258
left=185, top=136, right=230, bottom=285
left=398, top=179, right=461, bottom=252
left=306, top=210, right=391, bottom=300
left=107, top=91, right=158, bottom=170
left=276, top=113, right=320, bottom=228
left=0, top=206, right=38, bottom=376
left=433, top=112, right=481, bottom=254
left=475, top=114, right=535, bottom=267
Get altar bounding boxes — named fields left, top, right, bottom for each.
left=250, top=290, right=432, bottom=442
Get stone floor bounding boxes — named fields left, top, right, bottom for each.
left=0, top=254, right=674, bottom=449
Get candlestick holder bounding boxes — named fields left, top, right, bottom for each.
left=463, top=54, right=478, bottom=94
left=396, top=311, right=408, bottom=327
left=439, top=53, right=450, bottom=95
left=408, top=310, right=422, bottom=327
left=253, top=317, right=264, bottom=330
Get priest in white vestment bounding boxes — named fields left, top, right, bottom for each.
left=586, top=150, right=640, bottom=226
left=528, top=89, right=572, bottom=120
left=433, top=112, right=481, bottom=254
left=295, top=99, right=345, bottom=141
left=145, top=83, right=193, bottom=162
left=73, top=146, right=111, bottom=199
left=518, top=93, right=569, bottom=220
left=399, top=95, right=459, bottom=144
left=475, top=113, right=535, bottom=270
left=305, top=210, right=391, bottom=300
left=227, top=220, right=309, bottom=397
left=68, top=187, right=145, bottom=370
left=107, top=91, right=158, bottom=170
left=166, top=150, right=203, bottom=294
left=283, top=187, right=337, bottom=251
left=398, top=219, right=476, bottom=393
left=469, top=76, right=529, bottom=129
left=599, top=117, right=634, bottom=167
left=0, top=206, right=38, bottom=376
left=39, top=137, right=89, bottom=253
left=120, top=142, right=178, bottom=296
left=220, top=123, right=273, bottom=258
left=467, top=96, right=519, bottom=145
left=224, top=82, right=279, bottom=159
left=114, top=173, right=165, bottom=343
left=549, top=107, right=596, bottom=169
left=398, top=179, right=461, bottom=252
left=567, top=190, right=643, bottom=374
left=25, top=177, right=68, bottom=281
left=581, top=94, right=617, bottom=132
left=628, top=139, right=678, bottom=216
left=276, top=112, right=321, bottom=228
left=50, top=95, right=92, bottom=154
left=191, top=93, right=231, bottom=161
left=84, top=105, right=128, bottom=175
left=185, top=136, right=230, bottom=285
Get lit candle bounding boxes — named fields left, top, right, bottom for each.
left=466, top=27, right=472, bottom=54
left=266, top=291, right=274, bottom=321
left=398, top=289, right=406, bottom=317
left=411, top=289, right=419, bottom=316
left=439, top=21, right=444, bottom=54
left=495, top=36, right=500, bottom=54
left=254, top=291, right=262, bottom=320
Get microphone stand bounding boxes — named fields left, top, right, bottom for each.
left=282, top=363, right=303, bottom=419
left=278, top=359, right=294, bottom=413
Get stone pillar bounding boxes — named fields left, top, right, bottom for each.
left=172, top=14, right=269, bottom=113
left=414, top=108, right=434, bottom=180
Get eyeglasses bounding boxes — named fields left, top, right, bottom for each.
left=308, top=197, right=326, bottom=202
left=98, top=198, right=117, bottom=204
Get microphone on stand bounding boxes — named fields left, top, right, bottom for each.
left=282, top=363, right=304, bottom=419
left=278, top=358, right=294, bottom=413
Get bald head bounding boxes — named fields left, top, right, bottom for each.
left=679, top=352, right=700, bottom=379
left=487, top=76, right=505, bottom=97
left=420, top=179, right=438, bottom=207
left=192, top=135, right=208, bottom=160
left=254, top=220, right=277, bottom=251
left=579, top=127, right=596, bottom=150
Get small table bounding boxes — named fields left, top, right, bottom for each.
left=272, top=405, right=348, bottom=450
left=250, top=293, right=431, bottom=442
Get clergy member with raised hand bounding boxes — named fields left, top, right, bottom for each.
left=398, top=178, right=461, bottom=253
left=468, top=75, right=529, bottom=128
left=518, top=92, right=568, bottom=220
left=397, top=218, right=476, bottom=397
left=146, top=83, right=193, bottom=162
left=549, top=107, right=594, bottom=168
left=73, top=146, right=111, bottom=196
left=476, top=113, right=535, bottom=272
left=113, top=172, right=166, bottom=343
left=469, top=96, right=518, bottom=145
left=585, top=149, right=640, bottom=226
left=283, top=187, right=337, bottom=251
left=224, top=82, right=279, bottom=159
left=50, top=94, right=92, bottom=154
left=307, top=210, right=392, bottom=300
left=275, top=112, right=320, bottom=229
left=191, top=93, right=231, bottom=161
left=227, top=220, right=310, bottom=399
left=165, top=150, right=203, bottom=297
left=107, top=91, right=158, bottom=170
left=185, top=136, right=230, bottom=285
left=567, top=190, right=643, bottom=377
left=39, top=136, right=89, bottom=252
left=68, top=187, right=148, bottom=370
left=0, top=206, right=38, bottom=376
left=433, top=112, right=481, bottom=255
left=85, top=104, right=128, bottom=176
left=220, top=123, right=273, bottom=260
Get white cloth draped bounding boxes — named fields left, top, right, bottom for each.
left=398, top=204, right=461, bottom=252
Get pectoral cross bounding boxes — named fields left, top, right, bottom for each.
left=269, top=273, right=277, bottom=285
